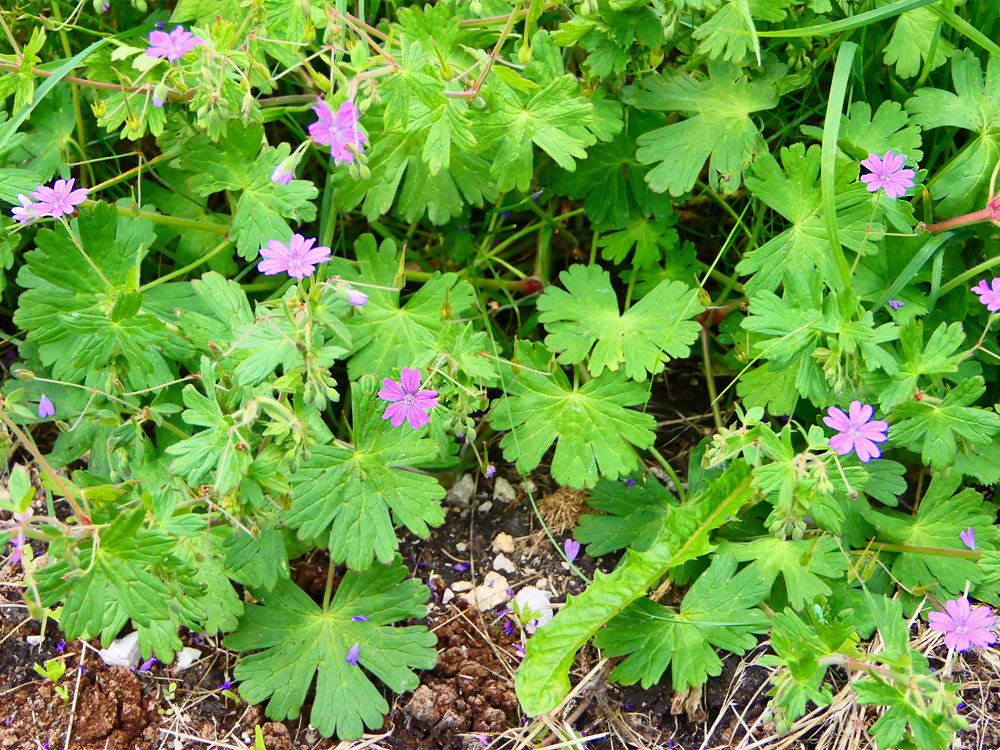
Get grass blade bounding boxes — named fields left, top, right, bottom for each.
left=821, top=42, right=857, bottom=289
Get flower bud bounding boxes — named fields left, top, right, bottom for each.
left=358, top=164, right=371, bottom=181
left=152, top=81, right=168, bottom=108
left=518, top=42, right=532, bottom=66
left=14, top=369, right=34, bottom=381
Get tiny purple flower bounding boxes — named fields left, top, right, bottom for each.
left=11, top=195, right=39, bottom=224
left=972, top=278, right=1000, bottom=312
left=960, top=527, right=976, bottom=551
left=23, top=179, right=88, bottom=220
left=152, top=95, right=165, bottom=108
left=145, top=26, right=203, bottom=62
left=531, top=189, right=544, bottom=200
left=513, top=644, right=525, bottom=658
left=378, top=367, right=438, bottom=429
left=345, top=288, right=368, bottom=307
left=860, top=151, right=916, bottom=199
left=351, top=615, right=369, bottom=622
left=887, top=300, right=905, bottom=311
left=504, top=618, right=514, bottom=635
left=485, top=464, right=496, bottom=479
left=346, top=642, right=360, bottom=666
left=56, top=640, right=66, bottom=653
left=139, top=657, right=157, bottom=672
left=928, top=597, right=997, bottom=652
left=501, top=211, right=510, bottom=218
left=9, top=533, right=26, bottom=564
left=38, top=395, right=55, bottom=419
left=218, top=678, right=231, bottom=691
left=453, top=562, right=470, bottom=572
left=308, top=98, right=367, bottom=165
left=257, top=234, right=331, bottom=280
left=823, top=401, right=889, bottom=463
left=564, top=538, right=580, bottom=562
left=270, top=164, right=293, bottom=185
left=625, top=478, right=636, bottom=490
left=458, top=226, right=467, bottom=232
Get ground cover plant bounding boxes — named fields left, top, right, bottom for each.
left=2, top=0, right=1000, bottom=747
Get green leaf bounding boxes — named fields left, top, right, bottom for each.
left=595, top=555, right=770, bottom=690
left=284, top=376, right=446, bottom=570
left=597, top=211, right=679, bottom=269
left=906, top=49, right=1000, bottom=216
left=326, top=235, right=475, bottom=379
left=575, top=474, right=679, bottom=557
left=181, top=122, right=318, bottom=258
left=883, top=5, right=954, bottom=79
left=693, top=0, right=794, bottom=64
left=891, top=376, right=1000, bottom=470
left=488, top=341, right=658, bottom=488
left=515, top=462, right=752, bottom=715
left=863, top=471, right=994, bottom=596
left=537, top=264, right=704, bottom=380
left=13, top=203, right=171, bottom=391
left=877, top=321, right=965, bottom=410
left=224, top=561, right=436, bottom=740
left=632, top=61, right=782, bottom=196
left=225, top=528, right=291, bottom=590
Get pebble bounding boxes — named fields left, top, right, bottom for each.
left=174, top=647, right=202, bottom=671
left=451, top=581, right=474, bottom=592
left=478, top=500, right=493, bottom=513
left=493, top=477, right=517, bottom=504
left=492, top=532, right=515, bottom=554
left=99, top=630, right=141, bottom=668
left=446, top=474, right=475, bottom=508
left=460, top=571, right=510, bottom=611
left=493, top=554, right=516, bottom=575
left=521, top=478, right=537, bottom=495
left=442, top=589, right=455, bottom=605
left=456, top=542, right=468, bottom=552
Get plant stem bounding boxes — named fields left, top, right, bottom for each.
left=647, top=446, right=686, bottom=500
left=938, top=253, right=1000, bottom=297
left=861, top=541, right=979, bottom=559
left=701, top=325, right=724, bottom=431
left=322, top=558, right=336, bottom=610
left=923, top=207, right=997, bottom=234
left=140, top=238, right=233, bottom=291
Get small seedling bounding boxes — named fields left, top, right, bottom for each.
left=32, top=658, right=69, bottom=702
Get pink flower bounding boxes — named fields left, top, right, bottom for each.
left=9, top=533, right=26, bottom=564
left=21, top=179, right=88, bottom=220
left=10, top=195, right=39, bottom=223
left=378, top=368, right=438, bottom=429
left=564, top=538, right=580, bottom=562
left=256, top=234, right=331, bottom=280
left=928, top=598, right=997, bottom=652
left=345, top=288, right=368, bottom=307
left=960, top=527, right=976, bottom=551
left=270, top=164, right=293, bottom=185
left=38, top=395, right=55, bottom=419
left=308, top=98, right=367, bottom=165
left=153, top=95, right=165, bottom=108
left=484, top=463, right=496, bottom=479
left=145, top=26, right=203, bottom=61
left=860, top=151, right=916, bottom=199
left=972, top=278, right=1000, bottom=312
left=823, top=401, right=888, bottom=463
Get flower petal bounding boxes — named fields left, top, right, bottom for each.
left=399, top=367, right=422, bottom=394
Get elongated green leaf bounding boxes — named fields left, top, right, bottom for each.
left=515, top=462, right=752, bottom=715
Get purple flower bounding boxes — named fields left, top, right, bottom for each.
left=564, top=538, right=580, bottom=562
left=501, top=211, right=510, bottom=218
left=152, top=95, right=165, bottom=108
left=145, top=26, right=203, bottom=61
left=346, top=643, right=360, bottom=666
left=38, top=395, right=55, bottom=419
left=453, top=562, right=470, bottom=572
left=972, top=278, right=1000, bottom=312
left=928, top=598, right=997, bottom=652
left=504, top=618, right=514, bottom=635
left=531, top=189, right=544, bottom=200
left=11, top=195, right=39, bottom=223
left=308, top=98, right=367, bottom=165
left=139, top=657, right=157, bottom=672
left=351, top=615, right=369, bottom=622
left=485, top=464, right=496, bottom=479
left=960, top=527, right=976, bottom=551
left=19, top=179, right=88, bottom=220
left=345, top=288, right=368, bottom=307
left=270, top=164, right=293, bottom=185
left=218, top=678, right=231, bottom=691
left=9, top=533, right=26, bottom=564
left=860, top=151, right=916, bottom=199
left=257, top=234, right=331, bottom=280
left=625, top=478, right=636, bottom=490
left=887, top=300, right=905, bottom=311
left=823, top=401, right=888, bottom=463
left=378, top=367, right=438, bottom=429
left=56, top=640, right=66, bottom=653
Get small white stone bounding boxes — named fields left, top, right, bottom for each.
left=536, top=577, right=550, bottom=591
left=513, top=587, right=554, bottom=634
left=492, top=533, right=515, bottom=554
left=493, top=554, right=516, bottom=575
left=174, top=647, right=202, bottom=671
left=451, top=581, right=474, bottom=592
left=521, top=478, right=537, bottom=496
left=460, top=572, right=510, bottom=611
left=25, top=635, right=42, bottom=647
left=99, top=631, right=142, bottom=668
left=446, top=474, right=475, bottom=508
left=493, top=478, right=517, bottom=504
left=456, top=542, right=468, bottom=552
left=477, top=500, right=493, bottom=513
left=442, top=589, right=455, bottom=605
